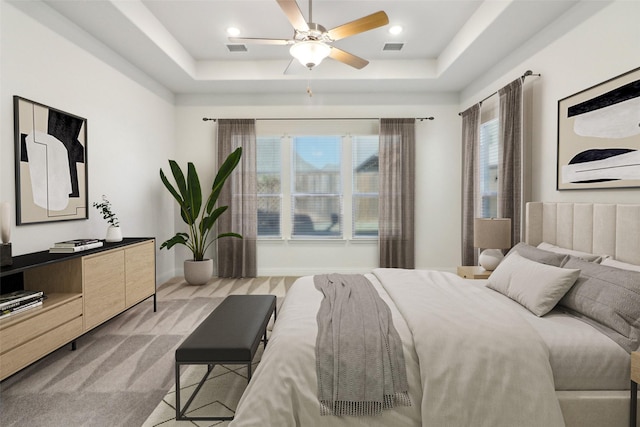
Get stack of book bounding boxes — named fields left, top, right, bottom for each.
left=0, top=290, right=45, bottom=319
left=49, top=238, right=103, bottom=253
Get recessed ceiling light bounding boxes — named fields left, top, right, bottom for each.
left=227, top=27, right=240, bottom=37
left=388, top=25, right=403, bottom=35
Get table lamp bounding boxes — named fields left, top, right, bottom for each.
left=474, top=218, right=512, bottom=271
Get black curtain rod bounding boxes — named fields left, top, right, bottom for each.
left=458, top=70, right=541, bottom=116
left=203, top=117, right=435, bottom=122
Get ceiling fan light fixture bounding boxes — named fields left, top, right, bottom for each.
left=289, top=40, right=331, bottom=69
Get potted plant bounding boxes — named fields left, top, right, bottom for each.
left=159, top=147, right=242, bottom=285
left=93, top=195, right=122, bottom=242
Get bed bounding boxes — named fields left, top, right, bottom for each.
left=230, top=202, right=640, bottom=427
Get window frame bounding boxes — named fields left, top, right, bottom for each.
left=256, top=127, right=379, bottom=241
left=256, top=136, right=283, bottom=238
left=478, top=99, right=500, bottom=219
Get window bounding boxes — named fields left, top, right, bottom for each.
left=256, top=128, right=379, bottom=240
left=478, top=118, right=499, bottom=218
left=292, top=136, right=342, bottom=238
left=352, top=136, right=379, bottom=237
left=256, top=137, right=281, bottom=237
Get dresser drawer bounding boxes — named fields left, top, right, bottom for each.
left=0, top=296, right=83, bottom=353
left=0, top=315, right=83, bottom=380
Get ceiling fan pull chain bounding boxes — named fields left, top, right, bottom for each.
left=306, top=82, right=313, bottom=97
left=306, top=68, right=313, bottom=97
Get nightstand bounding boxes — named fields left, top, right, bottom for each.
left=457, top=266, right=491, bottom=280
left=632, top=352, right=639, bottom=427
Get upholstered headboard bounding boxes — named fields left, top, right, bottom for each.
left=525, top=202, right=640, bottom=265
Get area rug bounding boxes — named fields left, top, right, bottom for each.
left=0, top=276, right=296, bottom=427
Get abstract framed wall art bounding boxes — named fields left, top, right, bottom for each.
left=557, top=67, right=640, bottom=190
left=13, top=96, right=88, bottom=224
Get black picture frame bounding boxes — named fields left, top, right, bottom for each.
left=556, top=67, right=640, bottom=190
left=13, top=96, right=88, bottom=224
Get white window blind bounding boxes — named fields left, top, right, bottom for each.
left=352, top=136, right=379, bottom=237
left=257, top=136, right=281, bottom=237
left=478, top=118, right=499, bottom=218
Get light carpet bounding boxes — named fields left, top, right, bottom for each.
left=0, top=276, right=297, bottom=427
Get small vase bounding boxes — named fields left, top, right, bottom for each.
left=184, top=259, right=213, bottom=285
left=105, top=225, right=123, bottom=242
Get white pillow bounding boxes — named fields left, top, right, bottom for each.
left=487, top=252, right=581, bottom=316
left=600, top=258, right=640, bottom=272
left=536, top=242, right=602, bottom=263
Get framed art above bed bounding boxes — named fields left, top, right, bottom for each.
left=556, top=67, right=640, bottom=190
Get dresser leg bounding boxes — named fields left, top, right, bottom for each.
left=632, top=380, right=637, bottom=427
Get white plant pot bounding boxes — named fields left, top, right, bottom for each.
left=105, top=225, right=123, bottom=242
left=184, top=259, right=213, bottom=285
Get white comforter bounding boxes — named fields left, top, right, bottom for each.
left=230, top=269, right=565, bottom=427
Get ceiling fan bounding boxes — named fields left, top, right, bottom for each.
left=228, top=0, right=389, bottom=70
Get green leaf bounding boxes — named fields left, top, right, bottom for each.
left=201, top=206, right=228, bottom=233
left=186, top=162, right=202, bottom=224
left=160, top=168, right=184, bottom=206
left=216, top=232, right=242, bottom=240
left=160, top=163, right=193, bottom=225
left=206, top=147, right=242, bottom=214
left=159, top=233, right=189, bottom=250
left=169, top=160, right=188, bottom=200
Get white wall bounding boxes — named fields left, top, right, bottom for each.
left=460, top=0, right=640, bottom=205
left=0, top=1, right=177, bottom=284
left=174, top=96, right=462, bottom=276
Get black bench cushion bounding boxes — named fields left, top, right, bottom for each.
left=176, top=295, right=276, bottom=363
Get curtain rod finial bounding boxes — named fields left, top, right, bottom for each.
left=202, top=117, right=216, bottom=122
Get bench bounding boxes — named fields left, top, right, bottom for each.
left=174, top=294, right=277, bottom=421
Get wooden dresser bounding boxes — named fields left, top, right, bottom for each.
left=0, top=238, right=156, bottom=381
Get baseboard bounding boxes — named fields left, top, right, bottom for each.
left=257, top=266, right=458, bottom=277
left=257, top=267, right=372, bottom=277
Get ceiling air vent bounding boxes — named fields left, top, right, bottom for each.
left=383, top=42, right=404, bottom=51
left=226, top=44, right=248, bottom=52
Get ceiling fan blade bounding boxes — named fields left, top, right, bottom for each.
left=276, top=0, right=309, bottom=31
left=329, top=47, right=369, bottom=69
left=228, top=37, right=291, bottom=45
left=327, top=11, right=389, bottom=41
left=283, top=58, right=296, bottom=75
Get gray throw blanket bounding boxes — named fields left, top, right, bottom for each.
left=314, top=274, right=411, bottom=416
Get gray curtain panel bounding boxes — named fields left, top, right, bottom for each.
left=378, top=118, right=415, bottom=269
left=460, top=104, right=480, bottom=266
left=498, top=78, right=523, bottom=246
left=216, top=119, right=257, bottom=278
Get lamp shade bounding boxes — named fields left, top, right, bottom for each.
left=290, top=41, right=331, bottom=69
left=474, top=218, right=512, bottom=249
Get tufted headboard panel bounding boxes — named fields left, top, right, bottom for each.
left=525, top=202, right=640, bottom=265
